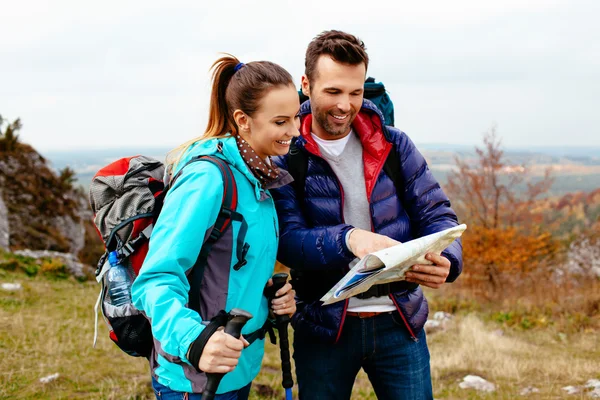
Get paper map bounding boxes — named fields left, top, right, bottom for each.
left=320, top=224, right=467, bottom=305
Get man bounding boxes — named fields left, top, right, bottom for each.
left=271, top=30, right=463, bottom=400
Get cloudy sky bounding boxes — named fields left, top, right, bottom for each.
left=1, top=0, right=598, bottom=151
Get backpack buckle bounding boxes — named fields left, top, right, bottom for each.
left=209, top=228, right=224, bottom=242
left=233, top=243, right=250, bottom=271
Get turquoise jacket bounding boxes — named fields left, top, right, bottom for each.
left=132, top=136, right=291, bottom=394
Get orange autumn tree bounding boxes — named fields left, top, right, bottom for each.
left=445, top=126, right=557, bottom=292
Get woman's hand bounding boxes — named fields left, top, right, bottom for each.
left=198, top=328, right=249, bottom=374
left=267, top=280, right=296, bottom=316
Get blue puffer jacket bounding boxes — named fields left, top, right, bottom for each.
left=271, top=100, right=463, bottom=343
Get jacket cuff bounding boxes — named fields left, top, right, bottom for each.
left=340, top=225, right=357, bottom=260
left=442, top=249, right=461, bottom=282
left=186, top=311, right=230, bottom=372
left=345, top=228, right=356, bottom=255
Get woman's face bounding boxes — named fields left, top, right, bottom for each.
left=240, top=84, right=300, bottom=160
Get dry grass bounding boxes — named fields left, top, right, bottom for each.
left=0, top=270, right=598, bottom=399
left=429, top=315, right=599, bottom=399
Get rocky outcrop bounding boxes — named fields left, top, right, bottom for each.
left=0, top=189, right=8, bottom=251
left=52, top=214, right=85, bottom=255
left=0, top=143, right=88, bottom=252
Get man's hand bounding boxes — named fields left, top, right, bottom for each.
left=198, top=328, right=249, bottom=373
left=266, top=279, right=296, bottom=316
left=347, top=228, right=400, bottom=259
left=405, top=253, right=451, bottom=289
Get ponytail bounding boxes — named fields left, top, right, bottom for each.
left=166, top=54, right=294, bottom=171
left=166, top=55, right=240, bottom=169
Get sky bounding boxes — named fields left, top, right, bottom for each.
left=1, top=0, right=599, bottom=151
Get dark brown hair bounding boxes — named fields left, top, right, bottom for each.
left=206, top=54, right=295, bottom=139
left=168, top=54, right=294, bottom=167
left=305, top=30, right=369, bottom=82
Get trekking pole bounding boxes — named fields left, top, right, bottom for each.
left=269, top=273, right=294, bottom=400
left=203, top=308, right=253, bottom=400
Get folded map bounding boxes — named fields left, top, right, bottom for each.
left=320, top=224, right=467, bottom=305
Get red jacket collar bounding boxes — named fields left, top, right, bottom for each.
left=300, top=110, right=391, bottom=161
left=299, top=109, right=392, bottom=200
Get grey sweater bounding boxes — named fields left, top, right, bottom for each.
left=312, top=131, right=396, bottom=312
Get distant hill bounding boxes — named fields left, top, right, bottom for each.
left=43, top=147, right=171, bottom=193
left=41, top=144, right=600, bottom=197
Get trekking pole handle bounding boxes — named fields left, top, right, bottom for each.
left=203, top=308, right=253, bottom=400
left=270, top=273, right=294, bottom=390
left=271, top=273, right=291, bottom=324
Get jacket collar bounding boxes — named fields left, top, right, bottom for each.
left=179, top=135, right=273, bottom=201
left=297, top=99, right=392, bottom=160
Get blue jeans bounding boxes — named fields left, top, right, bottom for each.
left=293, top=312, right=433, bottom=400
left=151, top=376, right=251, bottom=400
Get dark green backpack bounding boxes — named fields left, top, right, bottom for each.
left=298, top=76, right=395, bottom=127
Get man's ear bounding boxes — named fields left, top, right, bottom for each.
left=233, top=109, right=249, bottom=132
left=301, top=75, right=310, bottom=97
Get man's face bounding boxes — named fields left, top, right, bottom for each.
left=302, top=55, right=365, bottom=139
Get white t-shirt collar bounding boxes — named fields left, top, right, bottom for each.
left=310, top=130, right=353, bottom=158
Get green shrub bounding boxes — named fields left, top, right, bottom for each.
left=0, top=258, right=20, bottom=271
left=40, top=258, right=69, bottom=279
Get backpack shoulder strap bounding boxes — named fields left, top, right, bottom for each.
left=287, top=136, right=403, bottom=212
left=382, top=141, right=405, bottom=209
left=171, top=152, right=249, bottom=314
left=287, top=138, right=309, bottom=208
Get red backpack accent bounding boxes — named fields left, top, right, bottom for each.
left=89, top=151, right=246, bottom=357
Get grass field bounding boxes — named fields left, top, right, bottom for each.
left=1, top=270, right=599, bottom=399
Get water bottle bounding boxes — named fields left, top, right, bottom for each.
left=106, top=251, right=133, bottom=307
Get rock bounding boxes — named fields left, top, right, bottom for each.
left=14, top=249, right=92, bottom=279
left=52, top=214, right=85, bottom=255
left=520, top=386, right=540, bottom=395
left=562, top=386, right=581, bottom=395
left=39, top=373, right=60, bottom=383
left=433, top=311, right=452, bottom=322
left=459, top=375, right=496, bottom=392
left=587, top=380, right=600, bottom=389
left=562, top=381, right=600, bottom=396
left=0, top=189, right=9, bottom=251
left=0, top=144, right=89, bottom=253
left=1, top=283, right=22, bottom=291
left=492, top=329, right=505, bottom=337
left=424, top=320, right=443, bottom=334
left=588, top=380, right=600, bottom=398
left=425, top=311, right=453, bottom=334
left=561, top=237, right=600, bottom=279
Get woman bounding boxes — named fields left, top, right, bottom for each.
left=131, top=55, right=299, bottom=399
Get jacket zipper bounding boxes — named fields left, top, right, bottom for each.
left=333, top=171, right=349, bottom=344
left=366, top=149, right=417, bottom=341
left=390, top=294, right=418, bottom=341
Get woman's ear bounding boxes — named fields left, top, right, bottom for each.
left=233, top=110, right=250, bottom=133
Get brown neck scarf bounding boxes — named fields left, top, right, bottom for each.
left=235, top=134, right=280, bottom=187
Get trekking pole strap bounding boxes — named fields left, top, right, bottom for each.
left=187, top=311, right=229, bottom=373
left=243, top=319, right=276, bottom=345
